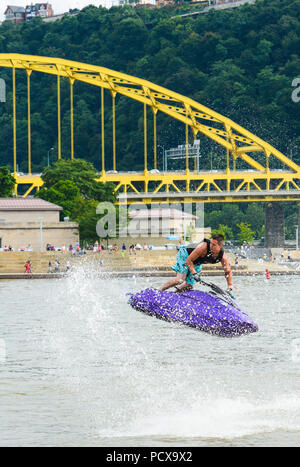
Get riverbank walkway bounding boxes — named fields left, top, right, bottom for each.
left=0, top=249, right=299, bottom=279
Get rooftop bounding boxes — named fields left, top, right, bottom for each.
left=130, top=208, right=197, bottom=219
left=0, top=197, right=63, bottom=211
left=5, top=6, right=25, bottom=13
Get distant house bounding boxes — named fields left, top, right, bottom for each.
left=156, top=0, right=173, bottom=6
left=25, top=3, right=54, bottom=21
left=4, top=6, right=25, bottom=23
left=4, top=4, right=54, bottom=23
left=129, top=208, right=198, bottom=237
left=128, top=208, right=211, bottom=243
left=113, top=0, right=155, bottom=5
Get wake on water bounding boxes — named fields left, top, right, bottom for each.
left=40, top=263, right=300, bottom=445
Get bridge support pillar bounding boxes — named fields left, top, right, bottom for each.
left=264, top=202, right=285, bottom=248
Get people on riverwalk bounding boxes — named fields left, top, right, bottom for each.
left=160, top=235, right=234, bottom=296
left=48, top=261, right=52, bottom=273
left=129, top=244, right=136, bottom=255
left=265, top=269, right=271, bottom=279
left=24, top=260, right=31, bottom=274
left=54, top=259, right=61, bottom=273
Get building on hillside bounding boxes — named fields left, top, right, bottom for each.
left=25, top=3, right=54, bottom=20
left=155, top=0, right=173, bottom=6
left=0, top=198, right=79, bottom=251
left=4, top=3, right=54, bottom=23
left=112, top=0, right=155, bottom=5
left=208, top=0, right=255, bottom=6
left=134, top=2, right=156, bottom=8
left=156, top=0, right=207, bottom=5
left=4, top=6, right=25, bottom=23
left=211, top=0, right=237, bottom=3
left=43, top=9, right=80, bottom=23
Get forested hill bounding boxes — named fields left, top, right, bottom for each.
left=0, top=0, right=299, bottom=172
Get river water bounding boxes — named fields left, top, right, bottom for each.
left=0, top=267, right=299, bottom=447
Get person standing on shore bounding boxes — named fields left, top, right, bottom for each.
left=160, top=234, right=233, bottom=295
left=25, top=260, right=31, bottom=274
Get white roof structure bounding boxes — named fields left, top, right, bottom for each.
left=129, top=208, right=197, bottom=220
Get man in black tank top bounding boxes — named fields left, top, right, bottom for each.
left=160, top=234, right=233, bottom=294
left=186, top=238, right=225, bottom=265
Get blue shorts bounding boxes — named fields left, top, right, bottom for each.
left=171, top=246, right=203, bottom=286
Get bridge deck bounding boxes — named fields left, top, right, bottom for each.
left=120, top=189, right=300, bottom=203
left=14, top=171, right=300, bottom=203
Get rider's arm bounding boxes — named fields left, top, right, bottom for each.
left=221, top=254, right=233, bottom=287
left=186, top=243, right=206, bottom=275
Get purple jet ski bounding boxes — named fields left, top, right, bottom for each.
left=128, top=284, right=258, bottom=337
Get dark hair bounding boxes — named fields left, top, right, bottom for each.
left=211, top=234, right=224, bottom=244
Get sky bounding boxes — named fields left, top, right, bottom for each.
left=0, top=0, right=115, bottom=21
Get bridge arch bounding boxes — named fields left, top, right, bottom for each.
left=0, top=53, right=299, bottom=201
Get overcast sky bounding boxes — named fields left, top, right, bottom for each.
left=0, top=1, right=114, bottom=21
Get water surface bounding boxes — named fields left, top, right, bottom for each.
left=0, top=269, right=299, bottom=446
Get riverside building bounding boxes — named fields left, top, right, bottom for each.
left=0, top=198, right=79, bottom=251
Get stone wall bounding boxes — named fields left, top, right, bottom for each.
left=0, top=222, right=79, bottom=251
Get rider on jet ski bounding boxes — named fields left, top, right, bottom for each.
left=160, top=234, right=234, bottom=296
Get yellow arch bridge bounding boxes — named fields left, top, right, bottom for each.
left=0, top=53, right=300, bottom=205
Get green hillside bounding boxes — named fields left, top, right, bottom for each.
left=0, top=0, right=299, bottom=174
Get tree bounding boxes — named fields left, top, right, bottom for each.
left=244, top=203, right=265, bottom=238
left=236, top=223, right=255, bottom=245
left=211, top=224, right=233, bottom=241
left=205, top=204, right=245, bottom=236
left=40, top=159, right=116, bottom=203
left=73, top=199, right=100, bottom=244
left=0, top=167, right=16, bottom=197
left=37, top=159, right=117, bottom=244
left=37, top=180, right=82, bottom=220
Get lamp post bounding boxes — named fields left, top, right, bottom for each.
left=40, top=217, right=43, bottom=252
left=47, top=147, right=54, bottom=167
left=157, top=145, right=165, bottom=171
left=295, top=225, right=299, bottom=250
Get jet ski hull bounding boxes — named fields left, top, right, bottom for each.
left=128, top=288, right=258, bottom=337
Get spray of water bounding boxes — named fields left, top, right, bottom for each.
left=40, top=265, right=300, bottom=444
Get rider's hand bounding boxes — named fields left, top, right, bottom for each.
left=193, top=273, right=201, bottom=282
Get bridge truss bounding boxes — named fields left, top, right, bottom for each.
left=0, top=53, right=299, bottom=203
